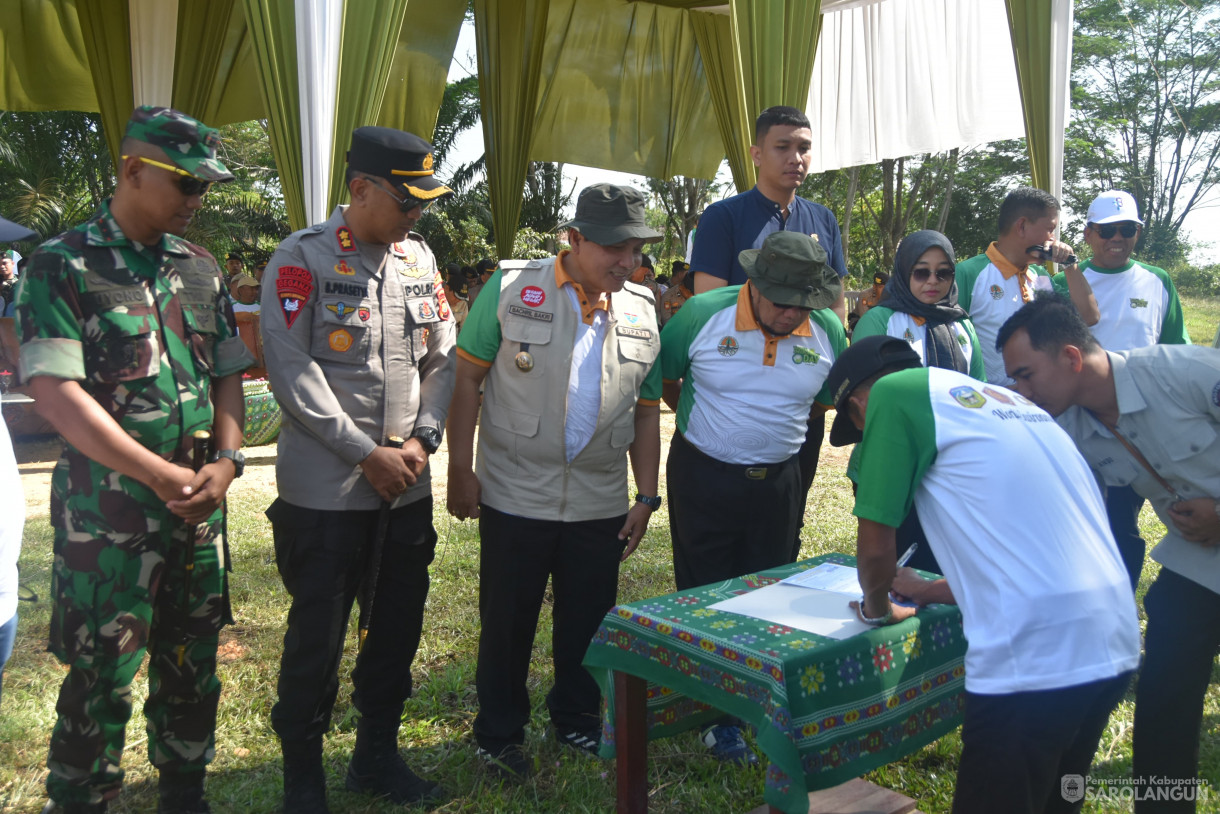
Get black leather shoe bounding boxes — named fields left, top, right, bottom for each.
left=282, top=739, right=331, bottom=814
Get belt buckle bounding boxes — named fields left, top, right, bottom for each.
left=744, top=466, right=767, bottom=480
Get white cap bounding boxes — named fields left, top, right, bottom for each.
left=1086, top=190, right=1144, bottom=226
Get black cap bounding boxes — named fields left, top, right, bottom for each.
left=826, top=335, right=922, bottom=447
left=0, top=215, right=36, bottom=243
left=347, top=126, right=452, bottom=202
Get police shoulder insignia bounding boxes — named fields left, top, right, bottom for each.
left=717, top=336, right=740, bottom=357
left=336, top=227, right=356, bottom=252
left=276, top=266, right=313, bottom=329
left=329, top=328, right=353, bottom=352
left=950, top=386, right=987, bottom=409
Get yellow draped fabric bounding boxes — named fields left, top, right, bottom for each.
left=1003, top=0, right=1052, bottom=193
left=377, top=0, right=466, bottom=139
left=531, top=0, right=721, bottom=181
left=241, top=0, right=305, bottom=230
left=326, top=0, right=411, bottom=211
left=474, top=0, right=552, bottom=259
left=77, top=0, right=134, bottom=167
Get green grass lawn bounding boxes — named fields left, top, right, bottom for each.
left=3, top=297, right=1219, bottom=813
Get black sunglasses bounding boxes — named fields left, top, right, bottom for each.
left=367, top=180, right=435, bottom=214
left=123, top=155, right=211, bottom=197
left=911, top=268, right=955, bottom=283
left=1094, top=222, right=1138, bottom=239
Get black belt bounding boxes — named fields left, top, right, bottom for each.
left=674, top=430, right=793, bottom=480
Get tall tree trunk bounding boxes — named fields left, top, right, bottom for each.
left=936, top=148, right=959, bottom=233
left=841, top=165, right=859, bottom=273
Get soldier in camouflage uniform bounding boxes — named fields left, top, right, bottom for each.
left=16, top=107, right=254, bottom=814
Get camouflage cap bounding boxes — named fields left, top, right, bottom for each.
left=124, top=105, right=234, bottom=182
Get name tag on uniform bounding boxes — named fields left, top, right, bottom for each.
left=616, top=326, right=653, bottom=341
left=408, top=296, right=441, bottom=323
left=507, top=305, right=553, bottom=322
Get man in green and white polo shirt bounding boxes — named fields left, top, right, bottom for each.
left=660, top=230, right=845, bottom=763
left=828, top=334, right=1139, bottom=813
left=955, top=187, right=1097, bottom=386
left=1054, top=190, right=1189, bottom=350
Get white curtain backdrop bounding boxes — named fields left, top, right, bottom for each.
left=806, top=0, right=1026, bottom=173
left=296, top=0, right=343, bottom=225
left=1048, top=0, right=1075, bottom=210
left=129, top=0, right=179, bottom=107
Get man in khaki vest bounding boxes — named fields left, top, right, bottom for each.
left=447, top=183, right=662, bottom=781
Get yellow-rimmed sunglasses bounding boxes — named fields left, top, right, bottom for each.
left=122, top=155, right=212, bottom=198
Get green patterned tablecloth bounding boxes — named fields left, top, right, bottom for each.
left=584, top=553, right=967, bottom=814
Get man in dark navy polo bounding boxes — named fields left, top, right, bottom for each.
left=689, top=105, right=848, bottom=572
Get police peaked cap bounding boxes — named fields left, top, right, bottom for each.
left=347, top=126, right=453, bottom=202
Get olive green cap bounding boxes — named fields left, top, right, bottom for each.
left=558, top=184, right=662, bottom=245
left=124, top=105, right=234, bottom=182
left=739, top=231, right=841, bottom=310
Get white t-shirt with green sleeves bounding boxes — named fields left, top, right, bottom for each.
left=659, top=285, right=846, bottom=465
left=853, top=367, right=1140, bottom=694
left=1051, top=259, right=1190, bottom=350
left=955, top=250, right=1052, bottom=386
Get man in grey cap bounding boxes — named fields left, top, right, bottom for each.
left=657, top=230, right=845, bottom=762
left=447, top=183, right=662, bottom=780
left=261, top=126, right=456, bottom=812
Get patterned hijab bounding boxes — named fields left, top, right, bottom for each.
left=880, top=230, right=969, bottom=373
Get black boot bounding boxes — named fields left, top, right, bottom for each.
left=345, top=719, right=442, bottom=806
left=282, top=739, right=330, bottom=814
left=156, top=770, right=210, bottom=814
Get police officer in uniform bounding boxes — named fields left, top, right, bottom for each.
left=17, top=106, right=253, bottom=814
left=261, top=127, right=456, bottom=812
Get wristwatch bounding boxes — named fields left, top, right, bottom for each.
left=213, top=449, right=245, bottom=478
left=857, top=596, right=893, bottom=626
left=411, top=426, right=442, bottom=455
left=635, top=493, right=662, bottom=511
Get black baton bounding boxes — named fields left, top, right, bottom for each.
left=358, top=435, right=405, bottom=652
left=177, top=430, right=212, bottom=667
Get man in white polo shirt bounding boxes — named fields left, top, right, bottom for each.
left=660, top=231, right=844, bottom=762
left=999, top=295, right=1218, bottom=812
left=829, top=334, right=1140, bottom=814
left=955, top=186, right=1097, bottom=386
left=1049, top=190, right=1191, bottom=588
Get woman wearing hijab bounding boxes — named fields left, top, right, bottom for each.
left=848, top=230, right=985, bottom=575
left=852, top=230, right=984, bottom=378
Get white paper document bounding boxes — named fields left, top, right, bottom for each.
left=778, top=562, right=863, bottom=596
left=708, top=583, right=872, bottom=641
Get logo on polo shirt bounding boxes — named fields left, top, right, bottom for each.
left=791, top=347, right=821, bottom=365
left=1129, top=297, right=1148, bottom=309
left=982, top=387, right=1014, bottom=405
left=989, top=284, right=1004, bottom=300
left=718, top=336, right=740, bottom=357
left=903, top=329, right=915, bottom=343
left=950, top=386, right=987, bottom=409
